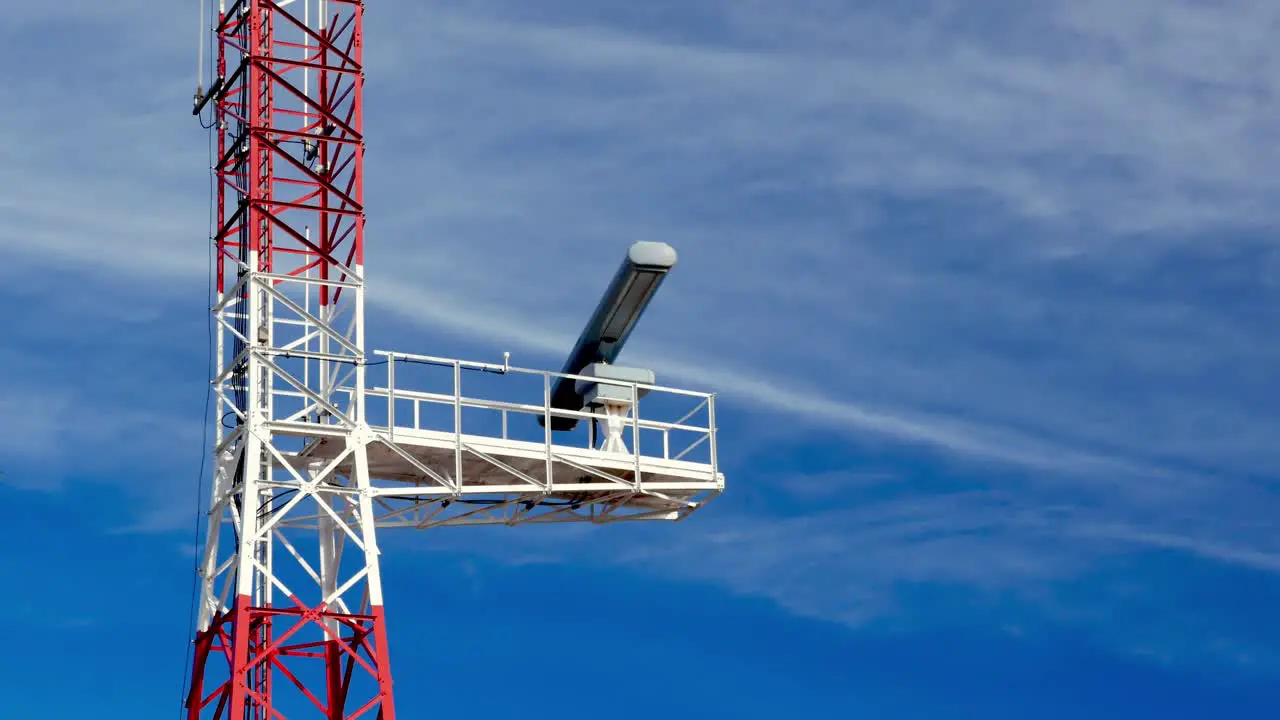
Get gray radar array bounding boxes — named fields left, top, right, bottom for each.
left=539, top=241, right=678, bottom=447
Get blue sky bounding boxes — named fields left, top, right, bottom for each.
left=2, top=0, right=1280, bottom=717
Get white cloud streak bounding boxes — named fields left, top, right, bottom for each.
left=358, top=0, right=1280, bottom=479
left=7, top=0, right=1279, bottom=476
left=373, top=278, right=1137, bottom=473
left=400, top=475, right=1280, bottom=668
left=5, top=0, right=1280, bottom=668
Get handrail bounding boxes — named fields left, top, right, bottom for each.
left=362, top=386, right=709, bottom=435
left=372, top=349, right=713, bottom=399
left=365, top=350, right=717, bottom=466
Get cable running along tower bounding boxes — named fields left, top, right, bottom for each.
left=186, top=2, right=725, bottom=718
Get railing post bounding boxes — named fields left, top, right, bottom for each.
left=632, top=382, right=641, bottom=486
left=387, top=354, right=396, bottom=440
left=708, top=393, right=718, bottom=484
left=543, top=372, right=553, bottom=491
left=454, top=360, right=463, bottom=492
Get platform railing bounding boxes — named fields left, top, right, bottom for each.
left=356, top=350, right=718, bottom=473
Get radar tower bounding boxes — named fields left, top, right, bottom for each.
left=185, top=3, right=724, bottom=718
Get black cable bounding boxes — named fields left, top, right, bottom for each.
left=178, top=9, right=218, bottom=713
left=258, top=487, right=299, bottom=521
left=197, top=93, right=219, bottom=129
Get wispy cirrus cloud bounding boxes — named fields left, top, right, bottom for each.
left=4, top=0, right=1280, bottom=673
left=0, top=391, right=69, bottom=470
left=361, top=0, right=1280, bottom=668
left=358, top=0, right=1280, bottom=479
left=398, top=468, right=1280, bottom=669
left=7, top=0, right=1279, bottom=477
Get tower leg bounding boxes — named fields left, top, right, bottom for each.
left=186, top=440, right=397, bottom=719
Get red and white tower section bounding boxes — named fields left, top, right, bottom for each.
left=186, top=2, right=725, bottom=718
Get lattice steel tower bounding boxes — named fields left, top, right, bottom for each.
left=185, top=2, right=724, bottom=718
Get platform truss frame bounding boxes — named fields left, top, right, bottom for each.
left=285, top=351, right=725, bottom=532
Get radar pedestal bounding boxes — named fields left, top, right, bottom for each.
left=576, top=363, right=655, bottom=454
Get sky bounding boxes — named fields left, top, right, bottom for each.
left=2, top=0, right=1279, bottom=717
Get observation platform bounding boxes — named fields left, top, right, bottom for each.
left=290, top=351, right=724, bottom=527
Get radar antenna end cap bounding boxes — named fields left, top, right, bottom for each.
left=628, top=241, right=678, bottom=269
